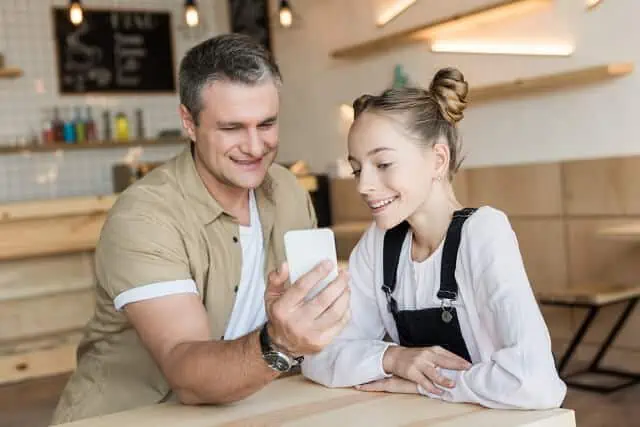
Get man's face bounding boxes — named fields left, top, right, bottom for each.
left=181, top=79, right=280, bottom=191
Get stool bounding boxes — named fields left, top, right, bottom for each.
left=537, top=284, right=640, bottom=393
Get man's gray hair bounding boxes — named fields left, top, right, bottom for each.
left=179, top=33, right=282, bottom=125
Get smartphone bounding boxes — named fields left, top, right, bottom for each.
left=284, top=228, right=339, bottom=300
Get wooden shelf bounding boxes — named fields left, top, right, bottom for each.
left=330, top=0, right=551, bottom=59
left=0, top=67, right=23, bottom=78
left=468, top=62, right=634, bottom=103
left=0, top=138, right=188, bottom=155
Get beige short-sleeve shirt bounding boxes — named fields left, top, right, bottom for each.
left=51, top=146, right=317, bottom=424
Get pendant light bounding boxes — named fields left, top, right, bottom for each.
left=69, top=0, right=83, bottom=26
left=185, top=0, right=200, bottom=28
left=279, top=0, right=293, bottom=28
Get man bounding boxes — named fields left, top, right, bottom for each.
left=51, top=33, right=351, bottom=424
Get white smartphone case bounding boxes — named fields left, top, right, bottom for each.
left=284, top=228, right=339, bottom=300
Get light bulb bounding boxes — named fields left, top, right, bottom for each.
left=279, top=7, right=293, bottom=28
left=185, top=5, right=199, bottom=27
left=69, top=2, right=83, bottom=25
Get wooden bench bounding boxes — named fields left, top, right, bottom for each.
left=537, top=284, right=640, bottom=393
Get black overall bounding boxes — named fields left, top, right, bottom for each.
left=382, top=208, right=477, bottom=363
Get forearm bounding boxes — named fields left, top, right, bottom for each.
left=165, top=329, right=279, bottom=405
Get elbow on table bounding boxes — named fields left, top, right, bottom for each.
left=301, top=365, right=335, bottom=388
left=175, top=388, right=205, bottom=405
left=515, top=371, right=567, bottom=410
left=175, top=387, right=245, bottom=406
left=301, top=359, right=347, bottom=389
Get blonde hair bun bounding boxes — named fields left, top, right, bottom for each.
left=429, top=67, right=468, bottom=124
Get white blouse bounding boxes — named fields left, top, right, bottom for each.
left=302, top=206, right=567, bottom=410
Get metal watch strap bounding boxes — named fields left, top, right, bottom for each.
left=259, top=323, right=303, bottom=370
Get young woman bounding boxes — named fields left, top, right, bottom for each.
left=301, top=68, right=566, bottom=410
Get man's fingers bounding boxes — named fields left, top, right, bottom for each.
left=314, top=288, right=350, bottom=328
left=314, top=302, right=351, bottom=350
left=306, top=270, right=350, bottom=320
left=282, top=260, right=334, bottom=303
left=266, top=263, right=289, bottom=290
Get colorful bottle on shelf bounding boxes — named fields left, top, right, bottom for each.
left=52, top=107, right=64, bottom=142
left=86, top=106, right=97, bottom=142
left=115, top=112, right=129, bottom=142
left=63, top=108, right=76, bottom=144
left=41, top=108, right=54, bottom=145
left=135, top=108, right=145, bottom=140
left=103, top=110, right=112, bottom=142
left=74, top=106, right=86, bottom=143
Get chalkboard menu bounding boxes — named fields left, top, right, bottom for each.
left=53, top=8, right=176, bottom=94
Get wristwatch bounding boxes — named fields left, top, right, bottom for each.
left=259, top=322, right=304, bottom=373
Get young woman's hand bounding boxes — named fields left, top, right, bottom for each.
left=382, top=346, right=472, bottom=395
left=355, top=376, right=419, bottom=394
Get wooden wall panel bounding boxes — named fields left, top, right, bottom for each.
left=510, top=219, right=573, bottom=340
left=563, top=156, right=640, bottom=216
left=465, top=163, right=563, bottom=216
left=510, top=219, right=568, bottom=291
left=566, top=218, right=640, bottom=285
left=329, top=178, right=371, bottom=224
left=566, top=218, right=640, bottom=350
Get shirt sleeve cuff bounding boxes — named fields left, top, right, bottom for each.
left=114, top=279, right=198, bottom=311
left=380, top=341, right=398, bottom=378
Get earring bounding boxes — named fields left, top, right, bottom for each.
left=434, top=175, right=443, bottom=182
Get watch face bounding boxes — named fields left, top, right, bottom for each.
left=264, top=351, right=291, bottom=372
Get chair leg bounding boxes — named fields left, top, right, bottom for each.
left=559, top=298, right=640, bottom=393
left=557, top=306, right=599, bottom=374
left=588, top=298, right=638, bottom=370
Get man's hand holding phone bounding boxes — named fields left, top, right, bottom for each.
left=264, top=229, right=351, bottom=357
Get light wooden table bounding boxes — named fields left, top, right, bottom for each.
left=596, top=222, right=640, bottom=241
left=55, top=375, right=575, bottom=427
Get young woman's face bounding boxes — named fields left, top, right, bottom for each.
left=348, top=112, right=440, bottom=230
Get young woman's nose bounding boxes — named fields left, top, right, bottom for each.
left=357, top=166, right=377, bottom=195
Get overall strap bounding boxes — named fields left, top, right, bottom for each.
left=382, top=221, right=410, bottom=313
left=438, top=208, right=477, bottom=300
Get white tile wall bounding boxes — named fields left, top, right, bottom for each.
left=0, top=143, right=186, bottom=202
left=0, top=0, right=228, bottom=203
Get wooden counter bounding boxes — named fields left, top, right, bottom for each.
left=56, top=375, right=575, bottom=427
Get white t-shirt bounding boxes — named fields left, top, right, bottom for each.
left=223, top=190, right=267, bottom=340
left=302, top=206, right=567, bottom=410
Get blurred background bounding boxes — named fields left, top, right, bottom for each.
left=0, top=1, right=638, bottom=426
